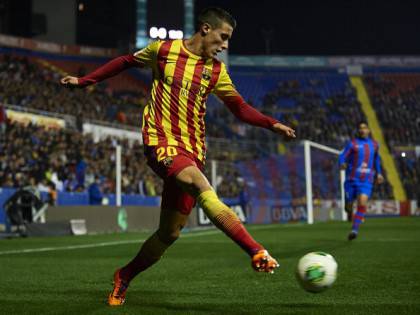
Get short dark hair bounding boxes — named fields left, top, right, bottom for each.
left=357, top=121, right=369, bottom=127
left=196, top=7, right=236, bottom=31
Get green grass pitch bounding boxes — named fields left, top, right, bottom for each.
left=0, top=217, right=419, bottom=315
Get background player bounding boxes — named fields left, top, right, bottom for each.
left=339, top=121, right=384, bottom=240
left=61, top=7, right=296, bottom=306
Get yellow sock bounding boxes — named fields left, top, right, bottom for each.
left=197, top=190, right=263, bottom=256
left=197, top=190, right=232, bottom=218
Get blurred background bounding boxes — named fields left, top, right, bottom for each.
left=2, top=0, right=420, bottom=54
left=0, top=0, right=419, bottom=236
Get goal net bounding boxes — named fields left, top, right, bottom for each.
left=112, top=139, right=345, bottom=226
left=304, top=140, right=346, bottom=224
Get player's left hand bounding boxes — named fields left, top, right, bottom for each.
left=376, top=174, right=385, bottom=184
left=271, top=122, right=296, bottom=139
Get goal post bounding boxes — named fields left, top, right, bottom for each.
left=113, top=141, right=345, bottom=225
left=116, top=145, right=122, bottom=207
left=304, top=140, right=346, bottom=224
left=211, top=159, right=218, bottom=194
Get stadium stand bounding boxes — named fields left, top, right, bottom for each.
left=208, top=69, right=366, bottom=146
left=364, top=73, right=420, bottom=145
left=0, top=120, right=162, bottom=196
left=0, top=118, right=244, bottom=199
left=364, top=72, right=420, bottom=199
left=0, top=54, right=147, bottom=128
left=1, top=48, right=418, bottom=201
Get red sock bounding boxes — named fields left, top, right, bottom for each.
left=212, top=210, right=264, bottom=256
left=120, top=232, right=169, bottom=283
left=351, top=205, right=367, bottom=232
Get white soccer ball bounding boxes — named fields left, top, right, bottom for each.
left=296, top=252, right=337, bottom=293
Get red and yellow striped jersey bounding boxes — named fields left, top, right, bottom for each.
left=133, top=39, right=239, bottom=162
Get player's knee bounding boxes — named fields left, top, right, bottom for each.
left=358, top=197, right=369, bottom=206
left=176, top=167, right=211, bottom=197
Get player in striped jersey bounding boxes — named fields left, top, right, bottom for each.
left=61, top=7, right=296, bottom=306
left=339, top=122, right=384, bottom=241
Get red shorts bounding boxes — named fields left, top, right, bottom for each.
left=144, top=145, right=204, bottom=215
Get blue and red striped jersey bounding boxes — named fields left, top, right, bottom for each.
left=338, top=137, right=382, bottom=183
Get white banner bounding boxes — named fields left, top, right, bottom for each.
left=0, top=33, right=117, bottom=57
left=366, top=200, right=400, bottom=215
left=83, top=123, right=142, bottom=144
left=6, top=110, right=65, bottom=129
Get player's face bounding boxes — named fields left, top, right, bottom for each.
left=358, top=123, right=370, bottom=138
left=202, top=22, right=233, bottom=58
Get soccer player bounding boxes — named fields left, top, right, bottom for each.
left=339, top=121, right=384, bottom=241
left=61, top=7, right=296, bottom=306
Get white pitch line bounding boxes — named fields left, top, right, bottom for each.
left=0, top=229, right=219, bottom=256
left=0, top=239, right=144, bottom=255
left=0, top=224, right=295, bottom=256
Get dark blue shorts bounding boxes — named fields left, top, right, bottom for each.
left=344, top=181, right=373, bottom=202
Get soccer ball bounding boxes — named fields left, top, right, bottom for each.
left=295, top=252, right=337, bottom=293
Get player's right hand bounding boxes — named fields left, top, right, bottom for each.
left=60, top=76, right=80, bottom=87
left=271, top=122, right=296, bottom=140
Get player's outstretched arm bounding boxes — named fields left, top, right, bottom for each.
left=222, top=96, right=296, bottom=140
left=214, top=63, right=295, bottom=140
left=60, top=54, right=138, bottom=88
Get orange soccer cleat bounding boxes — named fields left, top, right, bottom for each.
left=251, top=249, right=280, bottom=273
left=108, top=269, right=129, bottom=306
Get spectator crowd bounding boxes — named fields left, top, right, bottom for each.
left=0, top=54, right=146, bottom=128
left=0, top=119, right=244, bottom=199
left=0, top=120, right=162, bottom=197
left=1, top=52, right=419, bottom=200
left=364, top=74, right=420, bottom=199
